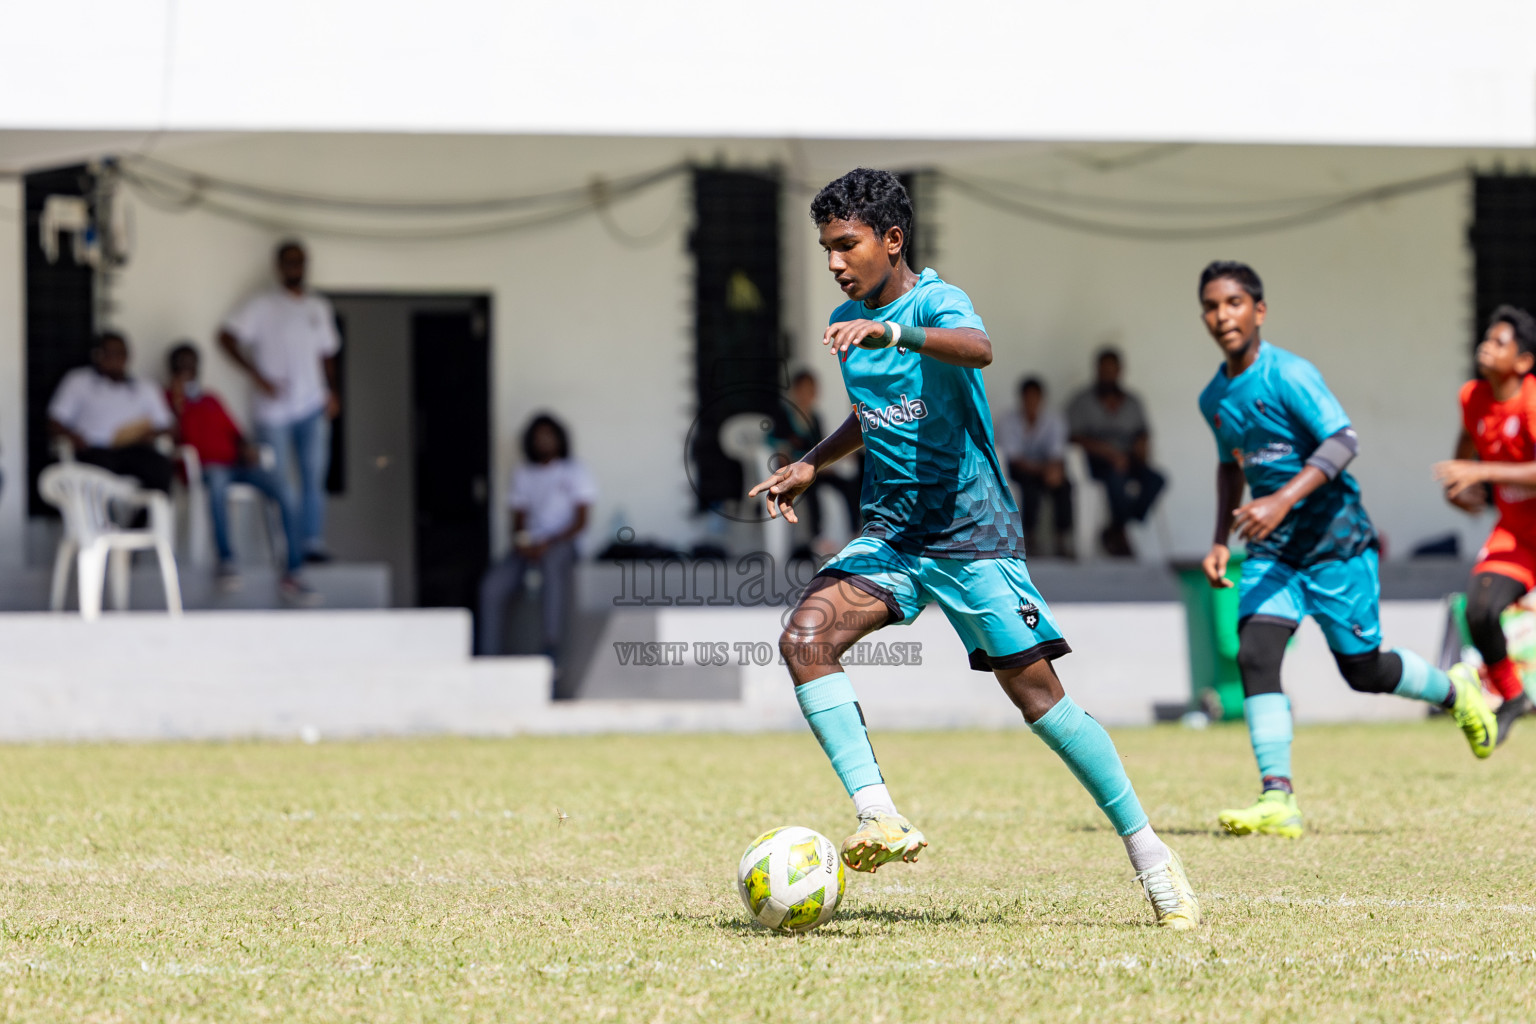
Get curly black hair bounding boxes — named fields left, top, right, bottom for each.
left=1489, top=304, right=1536, bottom=357
left=1197, top=260, right=1264, bottom=303
left=167, top=341, right=199, bottom=375
left=810, top=168, right=914, bottom=262
left=521, top=412, right=571, bottom=462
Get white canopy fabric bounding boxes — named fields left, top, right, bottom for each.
left=1, top=0, right=1534, bottom=147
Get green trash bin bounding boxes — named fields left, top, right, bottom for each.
left=1175, top=556, right=1246, bottom=720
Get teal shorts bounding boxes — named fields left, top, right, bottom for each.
left=1238, top=548, right=1382, bottom=656
left=814, top=536, right=1070, bottom=672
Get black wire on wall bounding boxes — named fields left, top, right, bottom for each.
left=113, top=154, right=1471, bottom=245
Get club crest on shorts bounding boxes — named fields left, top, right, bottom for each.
left=1018, top=600, right=1040, bottom=629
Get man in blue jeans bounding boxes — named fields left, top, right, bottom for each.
left=218, top=240, right=341, bottom=563
left=167, top=343, right=315, bottom=603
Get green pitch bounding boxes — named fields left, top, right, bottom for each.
left=1, top=723, right=1533, bottom=1022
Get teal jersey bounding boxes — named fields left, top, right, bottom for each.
left=831, top=269, right=1024, bottom=560
left=1198, top=341, right=1376, bottom=567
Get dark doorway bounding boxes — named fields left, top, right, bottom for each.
left=689, top=168, right=784, bottom=513
left=1470, top=174, right=1536, bottom=357
left=324, top=293, right=491, bottom=608
left=23, top=164, right=96, bottom=516
left=897, top=169, right=939, bottom=273
left=413, top=310, right=491, bottom=609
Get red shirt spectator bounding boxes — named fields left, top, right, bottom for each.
left=173, top=388, right=244, bottom=467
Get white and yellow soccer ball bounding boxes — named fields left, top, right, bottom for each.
left=736, top=826, right=845, bottom=933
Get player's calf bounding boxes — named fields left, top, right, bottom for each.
left=1000, top=661, right=1202, bottom=928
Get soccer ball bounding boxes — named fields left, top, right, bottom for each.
left=736, top=826, right=845, bottom=933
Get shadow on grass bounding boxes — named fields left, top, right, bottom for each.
left=1072, top=821, right=1391, bottom=839
left=676, top=906, right=1144, bottom=937
left=1071, top=825, right=1220, bottom=837
left=665, top=907, right=1006, bottom=938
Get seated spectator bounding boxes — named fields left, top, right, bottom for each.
left=768, top=369, right=861, bottom=557
left=477, top=414, right=597, bottom=671
left=1067, top=347, right=1167, bottom=558
left=999, top=376, right=1074, bottom=558
left=48, top=331, right=175, bottom=494
left=166, top=343, right=315, bottom=603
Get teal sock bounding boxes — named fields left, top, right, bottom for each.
left=1391, top=648, right=1452, bottom=706
left=795, top=672, right=884, bottom=796
left=1030, top=696, right=1148, bottom=836
left=1243, top=693, right=1293, bottom=783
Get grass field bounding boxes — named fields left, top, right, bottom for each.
left=1, top=722, right=1534, bottom=1022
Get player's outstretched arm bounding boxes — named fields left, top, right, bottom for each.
left=747, top=411, right=864, bottom=524
left=1436, top=459, right=1536, bottom=492
left=1203, top=461, right=1247, bottom=588
left=823, top=320, right=991, bottom=369
left=1434, top=427, right=1536, bottom=502
left=1227, top=423, right=1358, bottom=549
left=1435, top=428, right=1489, bottom=513
left=1232, top=465, right=1328, bottom=546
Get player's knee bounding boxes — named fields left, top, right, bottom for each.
left=1236, top=622, right=1289, bottom=696
left=777, top=628, right=808, bottom=663
left=1333, top=649, right=1399, bottom=693
left=778, top=628, right=832, bottom=673
left=1235, top=642, right=1273, bottom=686
left=1463, top=589, right=1505, bottom=645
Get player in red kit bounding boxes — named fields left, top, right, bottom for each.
left=1435, top=305, right=1536, bottom=744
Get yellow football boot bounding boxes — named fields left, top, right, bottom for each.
left=1135, top=847, right=1202, bottom=930
left=1218, top=789, right=1303, bottom=838
left=840, top=812, right=927, bottom=873
left=1448, top=663, right=1496, bottom=759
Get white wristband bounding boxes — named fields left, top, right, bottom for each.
left=886, top=322, right=901, bottom=348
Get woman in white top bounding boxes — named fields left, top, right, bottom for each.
left=477, top=414, right=597, bottom=671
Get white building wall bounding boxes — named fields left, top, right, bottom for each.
left=0, top=180, right=21, bottom=566
left=2, top=136, right=1535, bottom=571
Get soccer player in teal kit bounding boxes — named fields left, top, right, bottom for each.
left=748, top=169, right=1200, bottom=928
left=1196, top=260, right=1496, bottom=839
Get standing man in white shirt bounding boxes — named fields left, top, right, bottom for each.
left=48, top=331, right=176, bottom=493
left=218, top=241, right=341, bottom=563
left=999, top=376, right=1075, bottom=558
left=477, top=414, right=597, bottom=671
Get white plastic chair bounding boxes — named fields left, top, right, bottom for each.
left=720, top=411, right=797, bottom=566
left=177, top=444, right=285, bottom=569
left=39, top=462, right=183, bottom=620
left=1065, top=445, right=1107, bottom=561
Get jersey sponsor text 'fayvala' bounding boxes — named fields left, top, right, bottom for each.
left=856, top=394, right=928, bottom=431
left=831, top=268, right=1024, bottom=560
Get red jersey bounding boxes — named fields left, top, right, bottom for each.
left=171, top=390, right=242, bottom=467
left=1461, top=375, right=1536, bottom=543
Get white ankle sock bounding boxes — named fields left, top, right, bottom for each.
left=852, top=783, right=897, bottom=818
left=1122, top=824, right=1170, bottom=873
